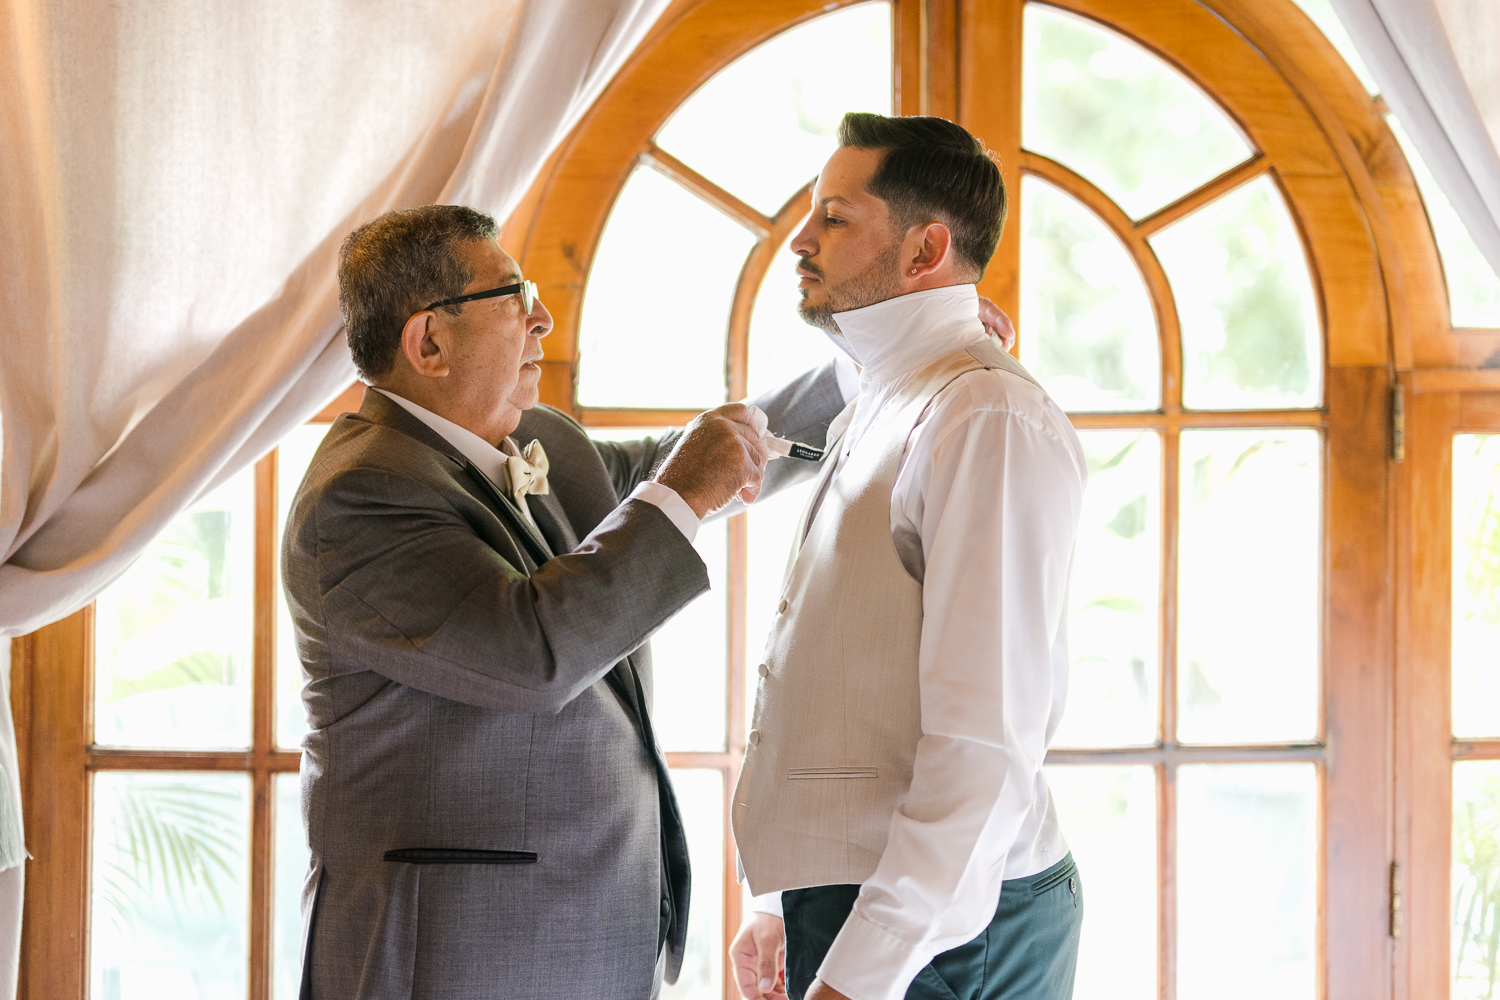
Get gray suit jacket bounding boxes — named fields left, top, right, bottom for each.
left=282, top=362, right=844, bottom=999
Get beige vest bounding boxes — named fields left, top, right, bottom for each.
left=732, top=338, right=1042, bottom=893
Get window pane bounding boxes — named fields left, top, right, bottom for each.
left=747, top=218, right=839, bottom=400
left=1453, top=434, right=1500, bottom=738
left=1019, top=174, right=1159, bottom=412
left=590, top=428, right=728, bottom=751
left=578, top=166, right=755, bottom=409
left=1044, top=765, right=1156, bottom=1000
left=1177, top=763, right=1317, bottom=1000
left=94, top=468, right=255, bottom=749
left=1055, top=430, right=1159, bottom=748
left=1453, top=759, right=1500, bottom=998
left=655, top=3, right=891, bottom=217
left=589, top=426, right=730, bottom=751
left=652, top=502, right=729, bottom=752
left=1388, top=115, right=1500, bottom=328
left=1150, top=176, right=1323, bottom=410
left=664, top=769, right=724, bottom=1000
left=1022, top=4, right=1253, bottom=220
left=746, top=477, right=819, bottom=738
left=276, top=423, right=331, bottom=750
left=90, top=772, right=251, bottom=999
left=274, top=773, right=310, bottom=1000
left=1177, top=429, right=1320, bottom=744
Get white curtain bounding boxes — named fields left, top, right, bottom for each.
left=1330, top=0, right=1500, bottom=278
left=0, top=0, right=667, bottom=990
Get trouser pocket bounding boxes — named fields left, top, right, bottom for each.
left=1030, top=855, right=1078, bottom=896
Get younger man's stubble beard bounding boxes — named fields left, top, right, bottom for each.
left=797, top=241, right=904, bottom=333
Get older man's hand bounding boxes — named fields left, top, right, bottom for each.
left=655, top=403, right=772, bottom=517
left=977, top=295, right=1016, bottom=352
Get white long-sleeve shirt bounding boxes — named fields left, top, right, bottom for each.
left=752, top=284, right=1085, bottom=1000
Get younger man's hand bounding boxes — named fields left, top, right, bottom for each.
left=730, top=912, right=788, bottom=999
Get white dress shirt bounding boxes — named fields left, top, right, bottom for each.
left=750, top=285, right=1086, bottom=1000
left=370, top=388, right=700, bottom=542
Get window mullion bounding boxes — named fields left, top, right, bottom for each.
left=1161, top=423, right=1179, bottom=1000
left=1159, top=759, right=1176, bottom=1000
left=250, top=452, right=278, bottom=1000
left=642, top=145, right=771, bottom=238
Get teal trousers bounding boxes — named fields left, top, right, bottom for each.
left=783, top=854, right=1082, bottom=1000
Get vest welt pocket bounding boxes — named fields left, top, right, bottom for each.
left=787, top=767, right=878, bottom=780
left=383, top=848, right=538, bottom=865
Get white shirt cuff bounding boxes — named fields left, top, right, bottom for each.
left=629, top=481, right=700, bottom=544
left=833, top=352, right=861, bottom=403
left=818, top=908, right=931, bottom=1000
left=748, top=891, right=783, bottom=919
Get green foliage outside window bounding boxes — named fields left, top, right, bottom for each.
left=1454, top=764, right=1500, bottom=1000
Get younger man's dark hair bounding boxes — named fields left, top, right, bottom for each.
left=836, top=113, right=1006, bottom=279
left=338, top=205, right=499, bottom=380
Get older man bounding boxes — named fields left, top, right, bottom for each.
left=282, top=204, right=847, bottom=999
left=729, top=114, right=1087, bottom=1000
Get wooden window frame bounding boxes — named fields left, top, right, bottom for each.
left=1396, top=374, right=1500, bottom=999
left=12, top=454, right=301, bottom=1000
left=11, top=0, right=1500, bottom=998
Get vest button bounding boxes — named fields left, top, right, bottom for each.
left=757, top=663, right=769, bottom=678
left=748, top=730, right=761, bottom=745
left=777, top=599, right=788, bottom=613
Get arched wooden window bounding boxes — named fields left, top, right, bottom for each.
left=11, top=2, right=1500, bottom=999
left=499, top=1, right=1452, bottom=998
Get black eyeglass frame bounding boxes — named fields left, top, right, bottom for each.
left=424, top=279, right=537, bottom=315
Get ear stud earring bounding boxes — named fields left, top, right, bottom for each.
left=910, top=268, right=918, bottom=275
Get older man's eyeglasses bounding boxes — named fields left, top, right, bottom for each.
left=424, top=278, right=538, bottom=315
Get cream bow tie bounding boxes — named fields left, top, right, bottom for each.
left=504, top=439, right=550, bottom=507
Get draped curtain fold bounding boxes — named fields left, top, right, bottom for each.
left=0, top=0, right=668, bottom=638
left=0, top=0, right=666, bottom=992
left=1330, top=0, right=1500, bottom=281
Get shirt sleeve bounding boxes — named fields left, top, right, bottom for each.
left=814, top=382, right=1085, bottom=1000
left=629, top=480, right=700, bottom=543
left=749, top=891, right=784, bottom=919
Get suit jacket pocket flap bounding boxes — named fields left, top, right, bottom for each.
left=787, top=767, right=878, bottom=779
left=383, top=848, right=538, bottom=865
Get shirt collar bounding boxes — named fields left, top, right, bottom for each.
left=370, top=386, right=519, bottom=487
left=826, top=284, right=987, bottom=387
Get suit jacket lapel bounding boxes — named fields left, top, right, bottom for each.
left=355, top=389, right=559, bottom=568
left=526, top=491, right=578, bottom=554
left=463, top=461, right=555, bottom=566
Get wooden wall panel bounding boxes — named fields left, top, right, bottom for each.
left=1324, top=367, right=1394, bottom=1000
left=19, top=611, right=89, bottom=1000
left=894, top=0, right=922, bottom=117
left=922, top=0, right=959, bottom=119
left=1394, top=389, right=1461, bottom=1000
left=958, top=0, right=1022, bottom=327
